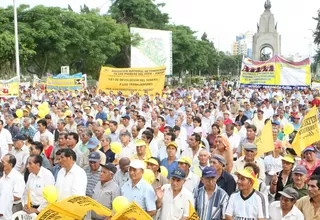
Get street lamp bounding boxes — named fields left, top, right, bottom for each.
left=13, top=0, right=20, bottom=80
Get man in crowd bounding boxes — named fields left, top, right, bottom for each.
left=12, top=134, right=29, bottom=173
left=113, top=157, right=130, bottom=187
left=84, top=152, right=102, bottom=197
left=33, top=119, right=54, bottom=146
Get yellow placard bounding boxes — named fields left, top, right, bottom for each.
left=98, top=66, right=166, bottom=96
left=255, top=120, right=274, bottom=158
left=111, top=201, right=152, bottom=220
left=0, top=76, right=19, bottom=97
left=292, top=106, right=320, bottom=155
left=36, top=196, right=112, bottom=220
left=188, top=200, right=199, bottom=220
left=46, top=73, right=84, bottom=91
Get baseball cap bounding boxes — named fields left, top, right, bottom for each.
left=120, top=131, right=131, bottom=136
left=292, top=165, right=307, bottom=175
left=202, top=166, right=217, bottom=178
left=233, top=121, right=242, bottom=126
left=146, top=158, right=160, bottom=166
left=88, top=152, right=101, bottom=162
left=279, top=187, right=299, bottom=200
left=167, top=142, right=178, bottom=149
left=13, top=134, right=26, bottom=141
left=128, top=160, right=145, bottom=170
left=87, top=113, right=95, bottom=118
left=238, top=108, right=245, bottom=112
left=244, top=143, right=257, bottom=151
left=84, top=106, right=91, bottom=110
left=178, top=156, right=192, bottom=167
left=101, top=163, right=117, bottom=174
left=235, top=167, right=257, bottom=181
left=244, top=120, right=252, bottom=125
left=211, top=154, right=226, bottom=167
left=121, top=115, right=130, bottom=120
left=272, top=121, right=280, bottom=125
left=281, top=155, right=295, bottom=164
left=303, top=146, right=315, bottom=154
left=87, top=137, right=100, bottom=149
left=171, top=168, right=186, bottom=179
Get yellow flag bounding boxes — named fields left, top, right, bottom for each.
left=292, top=106, right=320, bottom=155
left=255, top=120, right=274, bottom=158
left=111, top=202, right=152, bottom=220
left=189, top=200, right=199, bottom=220
left=27, top=189, right=31, bottom=209
left=146, top=143, right=152, bottom=159
left=36, top=196, right=112, bottom=220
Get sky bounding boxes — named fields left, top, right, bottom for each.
left=1, top=0, right=320, bottom=57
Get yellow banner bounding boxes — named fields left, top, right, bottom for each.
left=0, top=76, right=19, bottom=97
left=255, top=120, right=274, bottom=158
left=46, top=73, right=84, bottom=91
left=98, top=66, right=166, bottom=96
left=189, top=200, right=199, bottom=220
left=111, top=201, right=152, bottom=220
left=292, top=106, right=320, bottom=155
left=36, top=196, right=112, bottom=220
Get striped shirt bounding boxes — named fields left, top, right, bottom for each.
left=225, top=189, right=268, bottom=220
left=84, top=166, right=101, bottom=197
left=194, top=184, right=229, bottom=220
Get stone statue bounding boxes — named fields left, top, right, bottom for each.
left=264, top=0, right=271, bottom=10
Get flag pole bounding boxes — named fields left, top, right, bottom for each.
left=13, top=0, right=21, bottom=80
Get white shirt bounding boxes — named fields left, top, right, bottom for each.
left=183, top=171, right=200, bottom=195
left=7, top=168, right=25, bottom=205
left=181, top=147, right=202, bottom=168
left=71, top=146, right=83, bottom=165
left=23, top=167, right=55, bottom=211
left=12, top=145, right=29, bottom=172
left=149, top=139, right=160, bottom=157
left=116, top=142, right=135, bottom=159
left=33, top=129, right=54, bottom=146
left=264, top=155, right=283, bottom=173
left=159, top=184, right=194, bottom=220
left=0, top=175, right=14, bottom=220
left=55, top=163, right=87, bottom=201
left=0, top=128, right=13, bottom=158
left=268, top=201, right=304, bottom=220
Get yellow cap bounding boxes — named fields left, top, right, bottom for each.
left=146, top=158, right=159, bottom=166
left=135, top=139, right=147, bottom=147
left=84, top=106, right=91, bottom=110
left=166, top=142, right=178, bottom=149
left=282, top=155, right=295, bottom=164
left=235, top=167, right=257, bottom=181
left=178, top=156, right=192, bottom=166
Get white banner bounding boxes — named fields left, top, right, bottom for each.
left=130, top=27, right=172, bottom=75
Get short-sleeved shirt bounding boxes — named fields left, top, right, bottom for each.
left=159, top=184, right=193, bottom=220
left=161, top=158, right=178, bottom=179
left=151, top=172, right=168, bottom=191
left=296, top=196, right=320, bottom=220
left=113, top=170, right=129, bottom=188
left=285, top=183, right=308, bottom=199
left=121, top=178, right=156, bottom=212
left=84, top=166, right=101, bottom=197
left=269, top=201, right=304, bottom=220
left=216, top=170, right=236, bottom=196
left=225, top=189, right=269, bottom=219
left=92, top=180, right=120, bottom=219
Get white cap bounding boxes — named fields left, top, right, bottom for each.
left=128, top=160, right=145, bottom=170
left=244, top=120, right=252, bottom=125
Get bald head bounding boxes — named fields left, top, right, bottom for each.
left=119, top=157, right=130, bottom=172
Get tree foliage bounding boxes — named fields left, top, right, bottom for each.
left=0, top=1, right=243, bottom=79
left=314, top=9, right=320, bottom=64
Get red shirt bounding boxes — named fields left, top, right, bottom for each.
left=224, top=119, right=233, bottom=125
left=299, top=159, right=320, bottom=180
left=44, top=145, right=53, bottom=159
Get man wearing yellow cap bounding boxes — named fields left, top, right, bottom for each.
left=225, top=167, right=268, bottom=220
left=131, top=139, right=148, bottom=161
left=177, top=156, right=200, bottom=195
left=146, top=157, right=168, bottom=191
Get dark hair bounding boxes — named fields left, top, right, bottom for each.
left=56, top=149, right=63, bottom=156
left=68, top=132, right=79, bottom=144
left=211, top=123, right=221, bottom=134
left=6, top=154, right=17, bottom=168
left=110, top=120, right=118, bottom=126
left=157, top=116, right=165, bottom=122
left=146, top=127, right=154, bottom=135
left=142, top=130, right=153, bottom=142
left=193, top=117, right=202, bottom=126
left=0, top=120, right=3, bottom=125
left=244, top=162, right=260, bottom=178
left=61, top=148, right=77, bottom=161
left=29, top=154, right=43, bottom=167
left=59, top=132, right=68, bottom=139
left=286, top=148, right=297, bottom=156
left=247, top=125, right=257, bottom=132
left=165, top=132, right=176, bottom=141
left=226, top=124, right=234, bottom=130
left=192, top=133, right=201, bottom=144
left=138, top=116, right=146, bottom=124
left=264, top=118, right=271, bottom=125
left=164, top=126, right=173, bottom=133
left=37, top=119, right=47, bottom=128
left=31, top=141, right=44, bottom=153
left=309, top=175, right=320, bottom=189
left=149, top=156, right=161, bottom=172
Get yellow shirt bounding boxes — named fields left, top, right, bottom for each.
left=296, top=196, right=320, bottom=220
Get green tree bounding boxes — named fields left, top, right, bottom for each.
left=314, top=9, right=320, bottom=64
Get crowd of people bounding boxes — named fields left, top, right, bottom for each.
left=1, top=84, right=320, bottom=219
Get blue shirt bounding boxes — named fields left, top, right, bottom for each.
left=165, top=115, right=177, bottom=127
left=52, top=164, right=61, bottom=181
left=121, top=178, right=156, bottom=212
left=160, top=158, right=178, bottom=179
left=96, top=111, right=107, bottom=121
